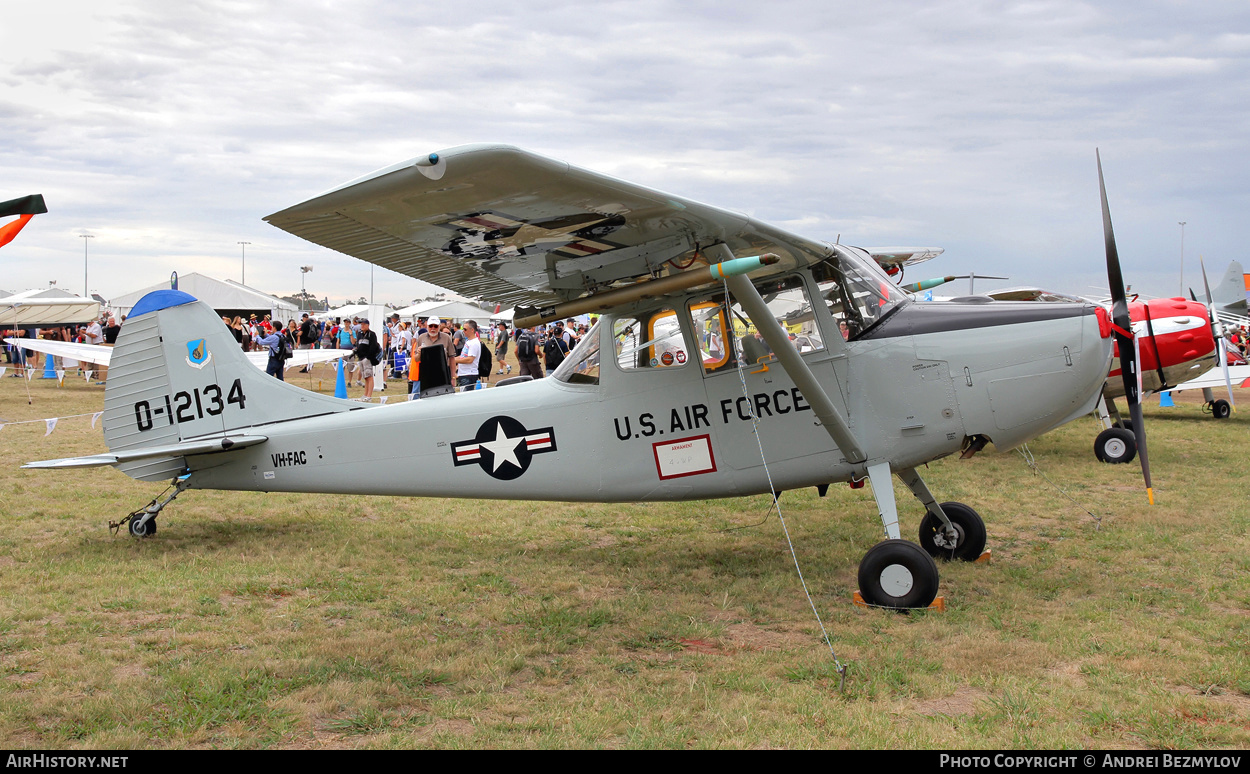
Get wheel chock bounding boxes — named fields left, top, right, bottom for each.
left=975, top=550, right=992, bottom=564
left=853, top=591, right=946, bottom=612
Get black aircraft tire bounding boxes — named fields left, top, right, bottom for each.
left=857, top=540, right=940, bottom=610
left=918, top=502, right=987, bottom=562
left=128, top=517, right=156, bottom=538
left=1114, top=419, right=1134, bottom=433
left=1213, top=400, right=1231, bottom=420
left=1094, top=427, right=1136, bottom=464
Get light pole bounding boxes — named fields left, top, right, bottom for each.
left=238, top=241, right=251, bottom=285
left=80, top=234, right=94, bottom=298
left=299, top=266, right=313, bottom=311
left=1178, top=222, right=1186, bottom=297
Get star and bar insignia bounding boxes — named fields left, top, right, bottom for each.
left=451, top=415, right=557, bottom=481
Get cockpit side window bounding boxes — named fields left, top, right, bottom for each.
left=689, top=273, right=825, bottom=375
left=811, top=249, right=907, bottom=339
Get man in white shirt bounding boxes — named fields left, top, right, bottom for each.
left=453, top=320, right=482, bottom=389
left=85, top=319, right=104, bottom=345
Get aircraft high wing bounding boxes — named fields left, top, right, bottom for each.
left=265, top=145, right=832, bottom=311
left=24, top=145, right=1134, bottom=612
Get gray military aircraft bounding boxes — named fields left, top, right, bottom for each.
left=25, top=145, right=1145, bottom=610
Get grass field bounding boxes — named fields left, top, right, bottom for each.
left=0, top=356, right=1247, bottom=749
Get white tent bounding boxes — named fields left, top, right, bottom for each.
left=0, top=288, right=101, bottom=326
left=110, top=273, right=299, bottom=321
left=393, top=300, right=493, bottom=324
left=316, top=303, right=370, bottom=321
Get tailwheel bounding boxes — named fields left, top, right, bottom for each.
left=857, top=540, right=940, bottom=610
left=1094, top=427, right=1136, bottom=464
left=1211, top=399, right=1231, bottom=419
left=918, top=502, right=986, bottom=561
left=127, top=515, right=156, bottom=538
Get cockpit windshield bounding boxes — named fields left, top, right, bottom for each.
left=811, top=246, right=909, bottom=339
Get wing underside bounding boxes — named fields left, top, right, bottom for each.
left=265, top=144, right=833, bottom=307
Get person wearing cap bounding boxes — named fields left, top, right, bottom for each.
left=352, top=319, right=380, bottom=399
left=254, top=321, right=288, bottom=381
left=409, top=317, right=455, bottom=395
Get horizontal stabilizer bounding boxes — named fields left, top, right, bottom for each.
left=24, top=434, right=268, bottom=469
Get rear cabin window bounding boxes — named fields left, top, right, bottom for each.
left=613, top=308, right=690, bottom=370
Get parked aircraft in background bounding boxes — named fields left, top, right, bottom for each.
left=0, top=195, right=46, bottom=251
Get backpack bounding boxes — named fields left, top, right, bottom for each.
left=543, top=336, right=567, bottom=367
left=517, top=331, right=536, bottom=360
left=279, top=336, right=294, bottom=361
left=478, top=342, right=492, bottom=376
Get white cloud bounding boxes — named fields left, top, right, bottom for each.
left=1, top=0, right=1248, bottom=304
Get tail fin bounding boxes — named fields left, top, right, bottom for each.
left=103, top=290, right=353, bottom=481
left=1211, top=260, right=1247, bottom=310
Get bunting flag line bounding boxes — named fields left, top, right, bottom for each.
left=0, top=411, right=107, bottom=435
left=56, top=370, right=65, bottom=386
left=0, top=367, right=6, bottom=378
left=84, top=370, right=93, bottom=382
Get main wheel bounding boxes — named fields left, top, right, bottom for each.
left=918, top=502, right=987, bottom=561
left=128, top=516, right=156, bottom=537
left=857, top=540, right=940, bottom=610
left=1212, top=399, right=1231, bottom=419
left=1094, top=427, right=1136, bottom=464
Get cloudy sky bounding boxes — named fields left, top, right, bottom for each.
left=2, top=0, right=1247, bottom=306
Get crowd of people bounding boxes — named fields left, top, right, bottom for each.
left=234, top=310, right=593, bottom=400
left=2, top=313, right=121, bottom=377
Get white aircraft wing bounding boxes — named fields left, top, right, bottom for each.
left=1170, top=364, right=1250, bottom=392
left=4, top=337, right=112, bottom=366
left=7, top=337, right=350, bottom=372
left=264, top=144, right=834, bottom=310
left=248, top=348, right=352, bottom=370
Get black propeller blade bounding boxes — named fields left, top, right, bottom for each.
left=1199, top=256, right=1237, bottom=412
left=1097, top=150, right=1154, bottom=504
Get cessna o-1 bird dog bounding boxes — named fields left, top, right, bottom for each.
left=27, top=145, right=1152, bottom=610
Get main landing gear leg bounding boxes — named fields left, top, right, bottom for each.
left=1202, top=387, right=1232, bottom=419
left=858, top=462, right=940, bottom=610
left=898, top=466, right=987, bottom=562
left=113, top=473, right=192, bottom=538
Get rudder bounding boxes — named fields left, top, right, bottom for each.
left=103, top=290, right=353, bottom=481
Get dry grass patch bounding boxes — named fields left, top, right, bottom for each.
left=2, top=375, right=1249, bottom=748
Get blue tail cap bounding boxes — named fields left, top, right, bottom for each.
left=129, top=289, right=198, bottom=319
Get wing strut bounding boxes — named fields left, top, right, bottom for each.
left=717, top=246, right=865, bottom=464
